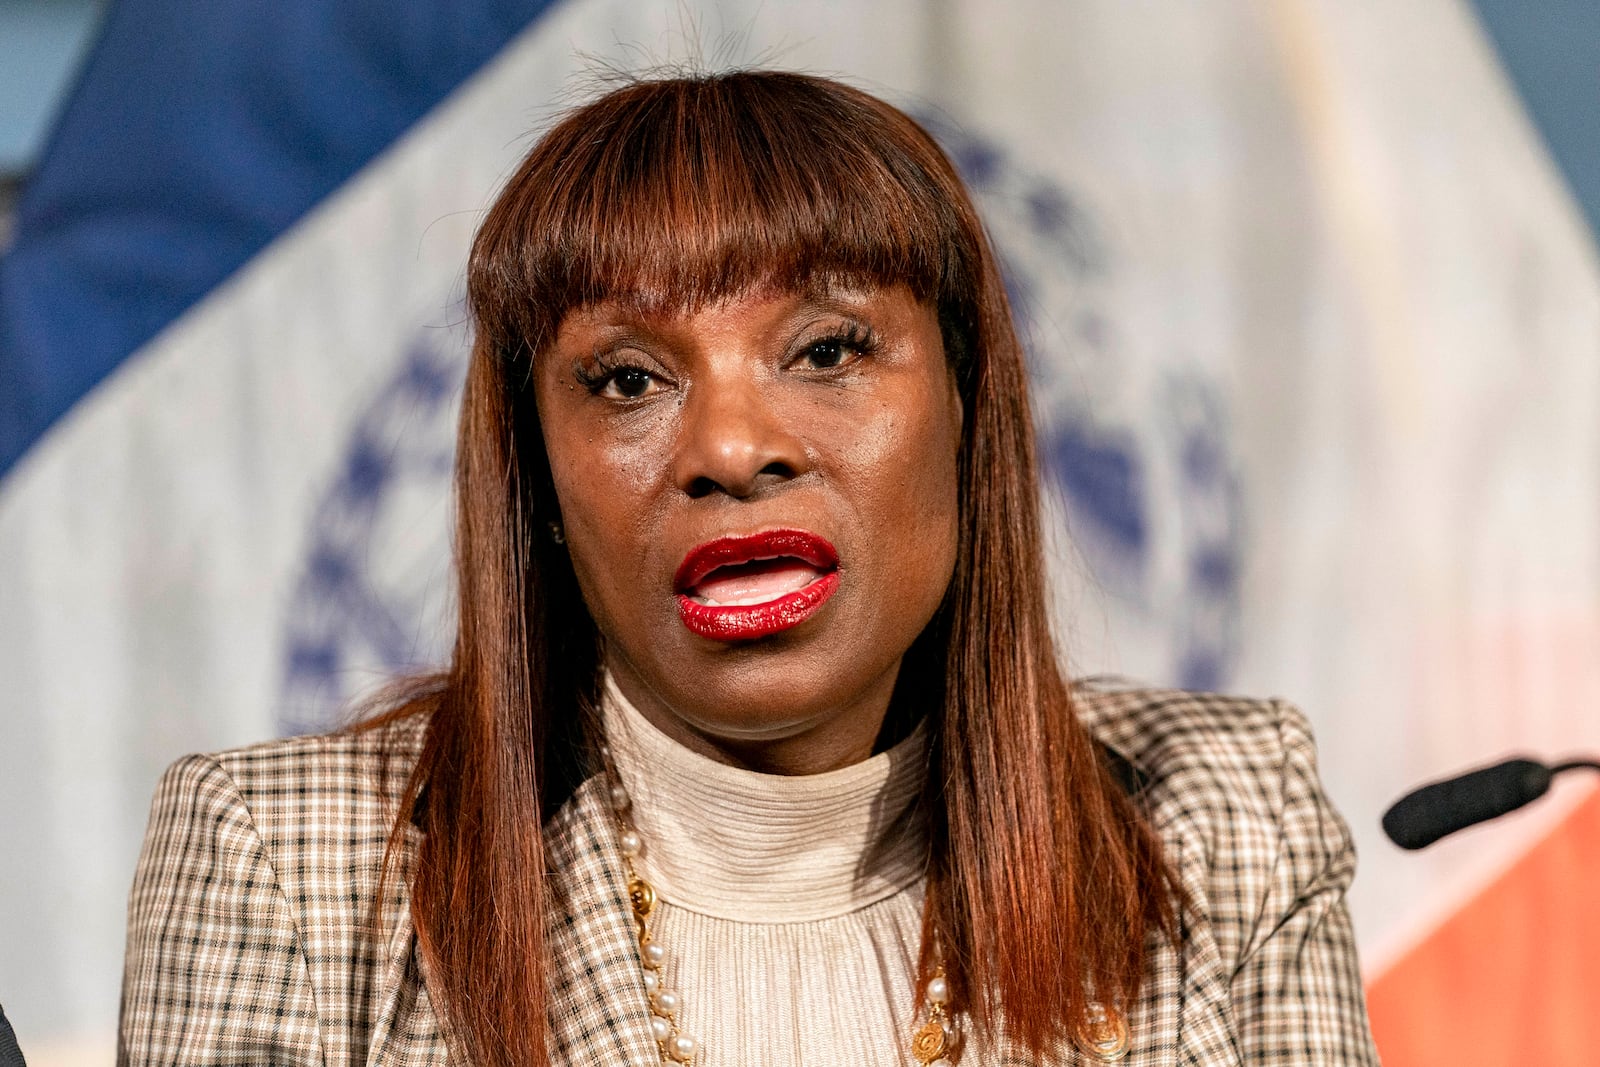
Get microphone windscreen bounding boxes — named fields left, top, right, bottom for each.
left=1382, top=757, right=1553, bottom=850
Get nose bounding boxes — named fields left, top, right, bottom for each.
left=671, top=372, right=807, bottom=499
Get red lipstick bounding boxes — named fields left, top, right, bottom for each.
left=674, top=529, right=840, bottom=641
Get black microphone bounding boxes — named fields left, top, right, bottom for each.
left=1382, top=756, right=1600, bottom=850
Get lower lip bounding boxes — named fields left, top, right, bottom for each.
left=676, top=571, right=841, bottom=641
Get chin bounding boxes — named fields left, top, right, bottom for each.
left=613, top=604, right=911, bottom=752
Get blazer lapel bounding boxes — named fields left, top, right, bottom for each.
left=363, top=783, right=660, bottom=1067
left=543, top=778, right=668, bottom=1067
left=1146, top=806, right=1244, bottom=1067
left=994, top=742, right=1238, bottom=1067
left=982, top=925, right=1186, bottom=1067
left=992, top=834, right=1241, bottom=1067
left=365, top=820, right=455, bottom=1067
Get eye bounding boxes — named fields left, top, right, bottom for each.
left=603, top=366, right=657, bottom=399
left=801, top=338, right=850, bottom=369
left=795, top=323, right=879, bottom=371
left=575, top=354, right=667, bottom=400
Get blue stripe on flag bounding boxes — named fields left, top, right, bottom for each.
left=0, top=0, right=559, bottom=479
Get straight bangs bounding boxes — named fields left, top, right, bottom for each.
left=468, top=72, right=981, bottom=367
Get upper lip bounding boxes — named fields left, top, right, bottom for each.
left=673, top=529, right=839, bottom=592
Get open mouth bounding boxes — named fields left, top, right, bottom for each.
left=673, top=529, right=840, bottom=641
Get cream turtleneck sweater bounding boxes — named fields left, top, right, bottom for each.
left=601, top=676, right=933, bottom=1067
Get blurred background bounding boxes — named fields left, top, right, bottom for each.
left=3, top=0, right=1599, bottom=1063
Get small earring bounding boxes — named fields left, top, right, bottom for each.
left=548, top=521, right=566, bottom=545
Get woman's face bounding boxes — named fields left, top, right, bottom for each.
left=535, top=283, right=963, bottom=773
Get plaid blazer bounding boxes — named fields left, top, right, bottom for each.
left=120, top=685, right=1379, bottom=1065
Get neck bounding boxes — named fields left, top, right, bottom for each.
left=604, top=656, right=907, bottom=775
left=600, top=674, right=931, bottom=921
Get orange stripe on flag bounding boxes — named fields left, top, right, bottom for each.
left=1367, top=784, right=1600, bottom=1066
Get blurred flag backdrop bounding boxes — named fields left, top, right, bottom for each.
left=2, top=0, right=1598, bottom=1062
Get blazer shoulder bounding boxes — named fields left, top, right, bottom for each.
left=125, top=714, right=433, bottom=1064
left=136, top=715, right=428, bottom=912
left=1074, top=678, right=1326, bottom=835
left=200, top=712, right=429, bottom=815
left=1074, top=682, right=1377, bottom=1061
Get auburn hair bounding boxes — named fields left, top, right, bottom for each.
left=369, top=70, right=1179, bottom=1064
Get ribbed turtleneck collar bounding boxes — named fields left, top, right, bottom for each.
left=600, top=676, right=930, bottom=923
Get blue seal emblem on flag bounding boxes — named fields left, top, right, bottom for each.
left=279, top=119, right=1243, bottom=734
left=925, top=114, right=1243, bottom=692
left=278, top=335, right=465, bottom=734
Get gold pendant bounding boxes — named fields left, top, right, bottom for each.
left=1076, top=1002, right=1130, bottom=1062
left=911, top=1019, right=948, bottom=1063
left=628, top=877, right=655, bottom=940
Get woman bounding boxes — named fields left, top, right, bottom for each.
left=120, top=71, right=1378, bottom=1066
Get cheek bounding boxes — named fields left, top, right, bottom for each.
left=841, top=392, right=963, bottom=575
left=541, top=415, right=674, bottom=622
left=545, top=392, right=672, bottom=512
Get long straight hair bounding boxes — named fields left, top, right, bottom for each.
left=370, top=71, right=1179, bottom=1064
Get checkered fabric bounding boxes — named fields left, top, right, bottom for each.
left=119, top=687, right=1379, bottom=1065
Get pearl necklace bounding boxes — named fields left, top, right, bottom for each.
left=603, top=770, right=962, bottom=1066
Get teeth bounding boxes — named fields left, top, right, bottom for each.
left=691, top=592, right=787, bottom=608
